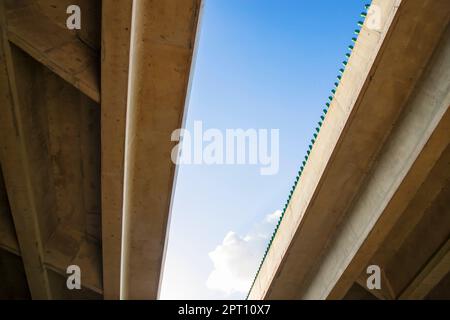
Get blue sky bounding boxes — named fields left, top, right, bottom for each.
left=160, top=0, right=365, bottom=300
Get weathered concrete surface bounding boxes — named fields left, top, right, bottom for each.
left=101, top=0, right=133, bottom=300
left=248, top=0, right=450, bottom=300
left=304, top=27, right=450, bottom=299
left=0, top=0, right=103, bottom=299
left=5, top=2, right=100, bottom=102
left=0, top=0, right=202, bottom=299
left=120, top=0, right=202, bottom=299
left=353, top=145, right=450, bottom=300
left=0, top=250, right=31, bottom=299
left=0, top=5, right=52, bottom=298
left=398, top=233, right=450, bottom=299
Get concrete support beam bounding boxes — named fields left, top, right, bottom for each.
left=248, top=0, right=450, bottom=300
left=4, top=4, right=100, bottom=102
left=44, top=225, right=102, bottom=294
left=120, top=0, right=202, bottom=299
left=0, top=4, right=52, bottom=300
left=100, top=0, right=132, bottom=300
left=100, top=0, right=133, bottom=300
left=0, top=167, right=20, bottom=255
left=356, top=268, right=395, bottom=300
left=399, top=239, right=450, bottom=299
left=312, top=25, right=450, bottom=299
left=351, top=145, right=450, bottom=299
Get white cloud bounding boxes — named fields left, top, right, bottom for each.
left=206, top=210, right=281, bottom=295
left=265, top=209, right=282, bottom=224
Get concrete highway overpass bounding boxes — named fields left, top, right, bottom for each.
left=248, top=0, right=450, bottom=300
left=0, top=0, right=202, bottom=299
left=0, top=0, right=449, bottom=301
